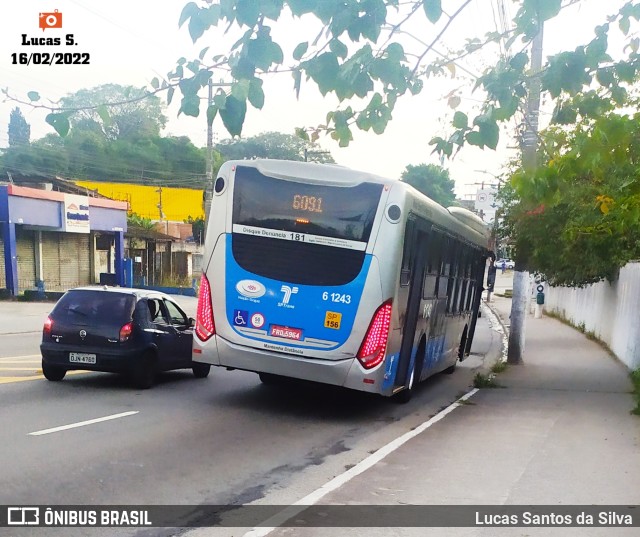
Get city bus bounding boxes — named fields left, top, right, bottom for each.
left=192, top=160, right=491, bottom=402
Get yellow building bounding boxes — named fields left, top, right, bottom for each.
left=74, top=181, right=204, bottom=221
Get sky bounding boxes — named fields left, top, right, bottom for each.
left=0, top=1, right=632, bottom=201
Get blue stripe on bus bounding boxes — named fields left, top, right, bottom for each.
left=224, top=235, right=371, bottom=351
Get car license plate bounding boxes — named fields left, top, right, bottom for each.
left=69, top=352, right=96, bottom=364
left=269, top=325, right=302, bottom=341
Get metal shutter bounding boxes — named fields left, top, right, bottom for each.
left=16, top=228, right=36, bottom=292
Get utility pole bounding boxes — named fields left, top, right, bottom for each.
left=204, top=79, right=215, bottom=226
left=203, top=79, right=232, bottom=226
left=507, top=20, right=544, bottom=365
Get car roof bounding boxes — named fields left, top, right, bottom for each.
left=67, top=286, right=174, bottom=301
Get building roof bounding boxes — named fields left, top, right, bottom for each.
left=125, top=223, right=175, bottom=242
left=1, top=173, right=112, bottom=198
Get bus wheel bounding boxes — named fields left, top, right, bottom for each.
left=259, top=372, right=282, bottom=385
left=442, top=361, right=457, bottom=375
left=394, top=367, right=415, bottom=404
left=192, top=362, right=211, bottom=379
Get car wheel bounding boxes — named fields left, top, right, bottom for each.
left=42, top=361, right=66, bottom=382
left=192, top=362, right=211, bottom=379
left=132, top=351, right=156, bottom=389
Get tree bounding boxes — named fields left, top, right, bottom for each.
left=60, top=84, right=167, bottom=141
left=8, top=107, right=30, bottom=147
left=400, top=164, right=456, bottom=207
left=216, top=131, right=334, bottom=163
left=500, top=106, right=640, bottom=288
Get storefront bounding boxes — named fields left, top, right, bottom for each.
left=0, top=184, right=128, bottom=296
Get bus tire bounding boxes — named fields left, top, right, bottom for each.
left=192, top=362, right=211, bottom=379
left=442, top=361, right=457, bottom=375
left=259, top=372, right=282, bottom=385
left=394, top=366, right=415, bottom=404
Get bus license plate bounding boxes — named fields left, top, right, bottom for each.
left=324, top=311, right=342, bottom=330
left=69, top=352, right=96, bottom=364
left=269, top=325, right=302, bottom=341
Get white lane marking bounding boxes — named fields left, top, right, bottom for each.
left=243, top=389, right=479, bottom=537
left=28, top=411, right=139, bottom=436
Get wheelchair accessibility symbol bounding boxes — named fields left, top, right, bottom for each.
left=233, top=309, right=249, bottom=326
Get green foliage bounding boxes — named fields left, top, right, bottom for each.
left=127, top=213, right=156, bottom=230
left=499, top=108, right=640, bottom=287
left=1, top=130, right=211, bottom=187
left=8, top=107, right=30, bottom=147
left=185, top=215, right=205, bottom=244
left=400, top=164, right=456, bottom=207
left=60, top=84, right=167, bottom=141
left=216, top=131, right=334, bottom=163
left=631, top=368, right=640, bottom=415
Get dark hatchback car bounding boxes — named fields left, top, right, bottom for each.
left=40, top=287, right=210, bottom=388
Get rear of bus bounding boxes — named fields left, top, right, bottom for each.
left=192, top=160, right=402, bottom=394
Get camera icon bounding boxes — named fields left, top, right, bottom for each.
left=39, top=9, right=63, bottom=31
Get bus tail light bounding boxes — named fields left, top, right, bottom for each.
left=357, top=300, right=392, bottom=369
left=196, top=273, right=216, bottom=341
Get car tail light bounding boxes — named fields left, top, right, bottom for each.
left=196, top=273, right=215, bottom=341
left=119, top=322, right=133, bottom=342
left=43, top=316, right=53, bottom=336
left=357, top=300, right=392, bottom=370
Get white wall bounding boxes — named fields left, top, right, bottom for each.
left=545, top=262, right=640, bottom=370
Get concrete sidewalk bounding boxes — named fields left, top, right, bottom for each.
left=262, top=271, right=640, bottom=536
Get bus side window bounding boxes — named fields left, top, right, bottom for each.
left=400, top=219, right=417, bottom=287
left=423, top=232, right=442, bottom=299
left=445, top=239, right=459, bottom=313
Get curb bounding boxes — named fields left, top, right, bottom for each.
left=480, top=300, right=509, bottom=365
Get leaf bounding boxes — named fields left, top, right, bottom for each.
left=452, top=111, right=468, bottom=129
left=248, top=78, right=265, bottom=109
left=445, top=63, right=456, bottom=77
left=293, top=42, right=309, bottom=61
left=509, top=52, right=528, bottom=72
left=150, top=77, right=159, bottom=90
left=447, top=95, right=461, bottom=109
left=180, top=93, right=201, bottom=117
left=423, top=0, right=442, bottom=23
left=206, top=104, right=217, bottom=127
left=619, top=16, right=630, bottom=35
left=179, top=2, right=199, bottom=27
left=330, top=39, right=348, bottom=59
left=231, top=79, right=251, bottom=101
left=27, top=91, right=40, bottom=102
left=45, top=113, right=70, bottom=137
left=466, top=131, right=484, bottom=147
left=167, top=87, right=175, bottom=105
left=188, top=10, right=208, bottom=43
left=293, top=69, right=302, bottom=99
left=219, top=95, right=247, bottom=137
left=198, top=46, right=210, bottom=61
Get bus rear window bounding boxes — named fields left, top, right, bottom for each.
left=232, top=166, right=383, bottom=243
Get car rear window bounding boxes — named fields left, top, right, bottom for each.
left=52, top=290, right=136, bottom=324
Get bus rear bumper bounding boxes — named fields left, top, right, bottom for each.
left=198, top=336, right=387, bottom=394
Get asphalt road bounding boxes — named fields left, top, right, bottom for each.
left=0, top=297, right=501, bottom=537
